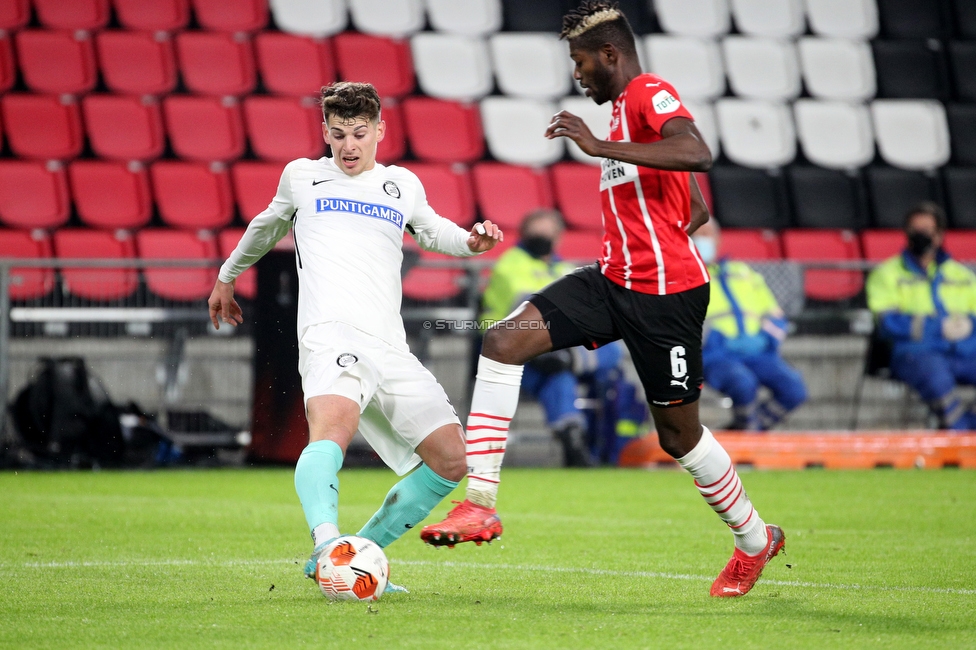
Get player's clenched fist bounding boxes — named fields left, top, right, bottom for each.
left=467, top=220, right=503, bottom=253
left=208, top=279, right=243, bottom=330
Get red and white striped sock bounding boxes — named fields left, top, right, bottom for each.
left=676, top=426, right=768, bottom=555
left=465, top=355, right=523, bottom=509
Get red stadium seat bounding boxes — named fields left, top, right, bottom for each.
left=34, top=0, right=109, bottom=30
left=254, top=32, right=335, bottom=96
left=242, top=96, right=324, bottom=162
left=782, top=229, right=864, bottom=301
left=0, top=229, right=55, bottom=301
left=54, top=229, right=138, bottom=301
left=719, top=228, right=782, bottom=260
left=943, top=230, right=976, bottom=261
left=0, top=0, right=30, bottom=30
left=217, top=228, right=256, bottom=298
left=163, top=95, right=246, bottom=162
left=333, top=32, right=414, bottom=98
left=402, top=248, right=464, bottom=302
left=113, top=0, right=190, bottom=31
left=472, top=163, right=553, bottom=232
left=175, top=31, right=256, bottom=96
left=137, top=229, right=219, bottom=301
left=401, top=162, right=475, bottom=227
left=15, top=30, right=97, bottom=94
left=83, top=94, right=166, bottom=161
left=231, top=161, right=285, bottom=222
left=557, top=230, right=604, bottom=263
left=0, top=160, right=70, bottom=229
left=1, top=94, right=83, bottom=160
left=68, top=161, right=152, bottom=230
left=96, top=30, right=177, bottom=95
left=0, top=32, right=15, bottom=94
left=402, top=97, right=484, bottom=164
left=190, top=0, right=268, bottom=32
left=860, top=229, right=905, bottom=262
left=376, top=99, right=405, bottom=164
left=151, top=161, right=234, bottom=229
left=551, top=162, right=602, bottom=232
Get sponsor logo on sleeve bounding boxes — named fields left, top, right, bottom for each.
left=651, top=89, right=680, bottom=115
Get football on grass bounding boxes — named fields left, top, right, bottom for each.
left=316, top=536, right=390, bottom=601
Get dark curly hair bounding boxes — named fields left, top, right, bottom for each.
left=319, top=81, right=381, bottom=124
left=560, top=0, right=637, bottom=57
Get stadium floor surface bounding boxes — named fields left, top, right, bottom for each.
left=1, top=467, right=974, bottom=648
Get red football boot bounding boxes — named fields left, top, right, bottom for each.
left=710, top=524, right=786, bottom=597
left=420, top=500, right=503, bottom=547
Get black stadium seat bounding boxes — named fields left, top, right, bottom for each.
left=872, top=40, right=950, bottom=99
left=944, top=167, right=976, bottom=229
left=949, top=41, right=976, bottom=100
left=952, top=0, right=976, bottom=38
left=787, top=166, right=867, bottom=230
left=947, top=103, right=976, bottom=166
left=502, top=0, right=567, bottom=32
left=865, top=166, right=941, bottom=228
left=877, top=0, right=949, bottom=39
left=709, top=165, right=791, bottom=230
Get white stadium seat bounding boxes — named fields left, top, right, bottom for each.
left=804, top=0, right=879, bottom=39
left=558, top=96, right=612, bottom=166
left=490, top=33, right=571, bottom=100
left=730, top=0, right=805, bottom=37
left=794, top=100, right=874, bottom=169
left=871, top=100, right=950, bottom=171
left=481, top=98, right=564, bottom=166
left=716, top=99, right=796, bottom=168
left=425, top=0, right=502, bottom=36
left=723, top=36, right=801, bottom=100
left=798, top=37, right=876, bottom=101
left=644, top=35, right=725, bottom=101
left=348, top=0, right=424, bottom=37
left=411, top=34, right=493, bottom=101
left=684, top=100, right=721, bottom=160
left=653, top=0, right=731, bottom=37
left=269, top=0, right=348, bottom=37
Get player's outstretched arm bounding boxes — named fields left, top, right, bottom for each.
left=208, top=279, right=243, bottom=330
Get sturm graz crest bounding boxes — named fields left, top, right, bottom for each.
left=382, top=181, right=400, bottom=199
left=336, top=353, right=358, bottom=367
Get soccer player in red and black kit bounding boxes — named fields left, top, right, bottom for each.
left=422, top=1, right=785, bottom=597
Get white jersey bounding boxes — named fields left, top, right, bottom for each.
left=219, top=156, right=477, bottom=350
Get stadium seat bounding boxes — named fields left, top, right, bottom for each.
left=557, top=97, right=613, bottom=166
left=0, top=0, right=30, bottom=30
left=0, top=161, right=70, bottom=229
left=150, top=161, right=235, bottom=230
left=175, top=31, right=256, bottom=96
left=949, top=41, right=976, bottom=101
left=113, top=0, right=190, bottom=30
left=644, top=36, right=724, bottom=101
left=718, top=228, right=782, bottom=260
left=402, top=97, right=484, bottom=164
left=945, top=167, right=976, bottom=229
left=137, top=229, right=220, bottom=301
left=1, top=94, right=83, bottom=161
left=872, top=40, right=949, bottom=100
left=217, top=227, right=256, bottom=298
left=0, top=229, right=55, bottom=300
left=53, top=229, right=139, bottom=301
left=82, top=95, right=166, bottom=162
left=722, top=37, right=801, bottom=100
left=865, top=166, right=939, bottom=228
left=956, top=0, right=976, bottom=38
left=797, top=37, right=876, bottom=101
left=499, top=0, right=564, bottom=32
left=557, top=230, right=604, bottom=263
left=860, top=228, right=904, bottom=262
left=715, top=99, right=796, bottom=168
left=793, top=100, right=874, bottom=170
left=34, top=0, right=109, bottom=29
left=68, top=161, right=152, bottom=230
left=410, top=33, right=492, bottom=101
left=871, top=100, right=950, bottom=171
left=781, top=228, right=864, bottom=301
left=947, top=104, right=976, bottom=166
left=472, top=163, right=553, bottom=232
left=334, top=32, right=414, bottom=98
left=163, top=95, right=246, bottom=163
left=426, top=0, right=502, bottom=36
left=376, top=99, right=405, bottom=164
left=348, top=0, right=424, bottom=37
left=876, top=0, right=946, bottom=38
left=729, top=0, right=805, bottom=37
left=254, top=32, right=335, bottom=96
left=0, top=32, right=14, bottom=94
left=401, top=248, right=464, bottom=301
left=943, top=230, right=976, bottom=261
left=490, top=33, right=571, bottom=100
left=400, top=162, right=476, bottom=226
left=787, top=166, right=867, bottom=230
left=96, top=31, right=178, bottom=96
left=653, top=0, right=731, bottom=37
left=15, top=30, right=97, bottom=94
left=231, top=161, right=285, bottom=222
left=268, top=0, right=347, bottom=37
left=243, top=96, right=325, bottom=162
left=709, top=165, right=791, bottom=229
left=481, top=98, right=564, bottom=166
left=804, top=0, right=879, bottom=38
left=191, top=0, right=268, bottom=31
left=551, top=162, right=603, bottom=232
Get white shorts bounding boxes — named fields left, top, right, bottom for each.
left=298, top=321, right=461, bottom=475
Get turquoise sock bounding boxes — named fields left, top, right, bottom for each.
left=358, top=464, right=459, bottom=548
left=294, top=440, right=344, bottom=535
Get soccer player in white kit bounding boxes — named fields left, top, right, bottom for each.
left=208, top=82, right=503, bottom=591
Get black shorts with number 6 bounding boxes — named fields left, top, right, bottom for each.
left=529, top=263, right=709, bottom=408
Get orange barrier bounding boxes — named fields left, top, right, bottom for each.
left=618, top=431, right=976, bottom=470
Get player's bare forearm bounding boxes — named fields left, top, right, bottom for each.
left=686, top=173, right=710, bottom=235
left=208, top=278, right=243, bottom=330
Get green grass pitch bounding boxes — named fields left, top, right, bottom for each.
left=1, top=467, right=974, bottom=648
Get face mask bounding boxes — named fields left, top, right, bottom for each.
left=522, top=236, right=553, bottom=258
left=907, top=231, right=934, bottom=257
left=693, top=236, right=717, bottom=264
